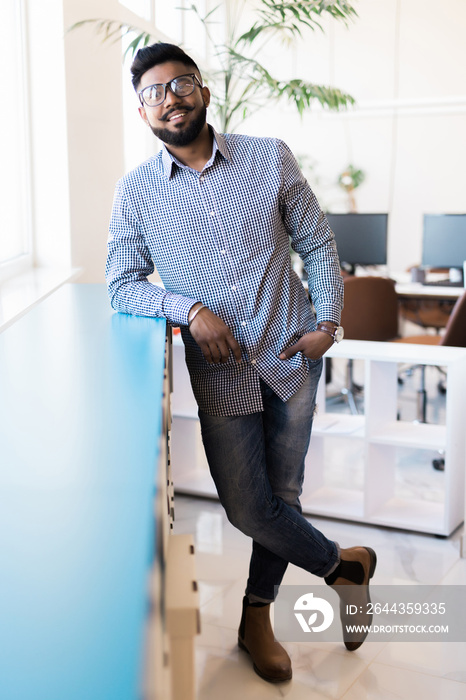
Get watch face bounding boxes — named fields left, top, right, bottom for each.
left=335, top=326, right=344, bottom=343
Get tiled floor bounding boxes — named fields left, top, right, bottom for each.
left=172, top=361, right=466, bottom=699
left=174, top=495, right=466, bottom=699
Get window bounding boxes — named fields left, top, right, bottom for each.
left=154, top=0, right=183, bottom=41
left=0, top=0, right=31, bottom=275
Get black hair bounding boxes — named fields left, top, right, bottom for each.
left=131, top=42, right=201, bottom=92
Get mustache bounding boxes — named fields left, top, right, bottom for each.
left=160, top=105, right=195, bottom=122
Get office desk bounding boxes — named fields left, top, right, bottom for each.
left=394, top=278, right=463, bottom=331
left=0, top=284, right=170, bottom=700
left=395, top=281, right=463, bottom=301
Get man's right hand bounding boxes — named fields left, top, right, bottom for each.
left=188, top=304, right=242, bottom=364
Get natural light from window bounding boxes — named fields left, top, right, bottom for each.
left=0, top=0, right=31, bottom=271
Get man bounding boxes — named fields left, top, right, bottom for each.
left=106, top=42, right=376, bottom=683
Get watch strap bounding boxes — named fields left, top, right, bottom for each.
left=317, top=322, right=344, bottom=343
left=317, top=326, right=336, bottom=341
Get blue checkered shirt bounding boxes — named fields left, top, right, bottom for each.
left=106, top=127, right=343, bottom=416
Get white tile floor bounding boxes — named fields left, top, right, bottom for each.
left=172, top=362, right=466, bottom=699
left=174, top=495, right=466, bottom=700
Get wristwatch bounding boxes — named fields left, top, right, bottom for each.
left=317, top=323, right=344, bottom=343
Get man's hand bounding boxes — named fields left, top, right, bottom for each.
left=189, top=305, right=242, bottom=364
left=279, top=331, right=333, bottom=361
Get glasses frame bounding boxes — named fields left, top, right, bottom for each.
left=138, top=73, right=203, bottom=108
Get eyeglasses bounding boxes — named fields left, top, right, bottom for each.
left=138, top=73, right=203, bottom=108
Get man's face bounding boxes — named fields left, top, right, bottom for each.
left=137, top=61, right=210, bottom=148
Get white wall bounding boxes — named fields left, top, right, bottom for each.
left=240, top=0, right=466, bottom=273
left=56, top=0, right=466, bottom=279
left=62, top=0, right=126, bottom=283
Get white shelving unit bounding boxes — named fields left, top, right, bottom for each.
left=171, top=336, right=466, bottom=536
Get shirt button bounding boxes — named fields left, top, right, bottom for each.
left=210, top=211, right=215, bottom=217
left=220, top=249, right=226, bottom=255
left=231, top=285, right=237, bottom=291
left=241, top=321, right=246, bottom=327
left=251, top=359, right=257, bottom=365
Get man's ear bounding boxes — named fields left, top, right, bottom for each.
left=201, top=85, right=211, bottom=108
left=138, top=105, right=150, bottom=126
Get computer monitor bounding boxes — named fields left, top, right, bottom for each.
left=326, top=213, right=388, bottom=274
left=421, top=214, right=466, bottom=269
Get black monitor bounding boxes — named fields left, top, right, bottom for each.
left=421, top=214, right=466, bottom=269
left=326, top=213, right=388, bottom=274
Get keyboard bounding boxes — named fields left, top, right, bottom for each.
left=422, top=279, right=464, bottom=287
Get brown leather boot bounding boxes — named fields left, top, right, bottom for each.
left=238, top=597, right=292, bottom=682
left=325, top=546, right=377, bottom=651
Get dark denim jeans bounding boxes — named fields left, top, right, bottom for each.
left=198, top=359, right=339, bottom=601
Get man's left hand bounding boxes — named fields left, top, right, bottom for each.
left=279, top=331, right=333, bottom=361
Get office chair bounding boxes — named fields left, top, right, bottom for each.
left=398, top=297, right=454, bottom=333
left=394, top=290, right=466, bottom=427
left=330, top=276, right=399, bottom=412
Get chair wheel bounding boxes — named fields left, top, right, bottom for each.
left=432, top=458, right=445, bottom=471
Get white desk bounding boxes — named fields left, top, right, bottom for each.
left=393, top=276, right=462, bottom=332
left=395, top=281, right=463, bottom=300
left=345, top=270, right=463, bottom=300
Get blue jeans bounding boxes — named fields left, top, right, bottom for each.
left=198, top=359, right=339, bottom=602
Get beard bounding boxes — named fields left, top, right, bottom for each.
left=149, top=104, right=207, bottom=147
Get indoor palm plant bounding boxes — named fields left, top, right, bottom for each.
left=71, top=0, right=358, bottom=132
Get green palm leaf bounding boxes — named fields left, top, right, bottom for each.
left=69, top=1, right=357, bottom=132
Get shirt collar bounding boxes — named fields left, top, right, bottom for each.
left=160, top=125, right=232, bottom=179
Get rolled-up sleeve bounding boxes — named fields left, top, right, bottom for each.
left=278, top=141, right=343, bottom=324
left=106, top=180, right=199, bottom=325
